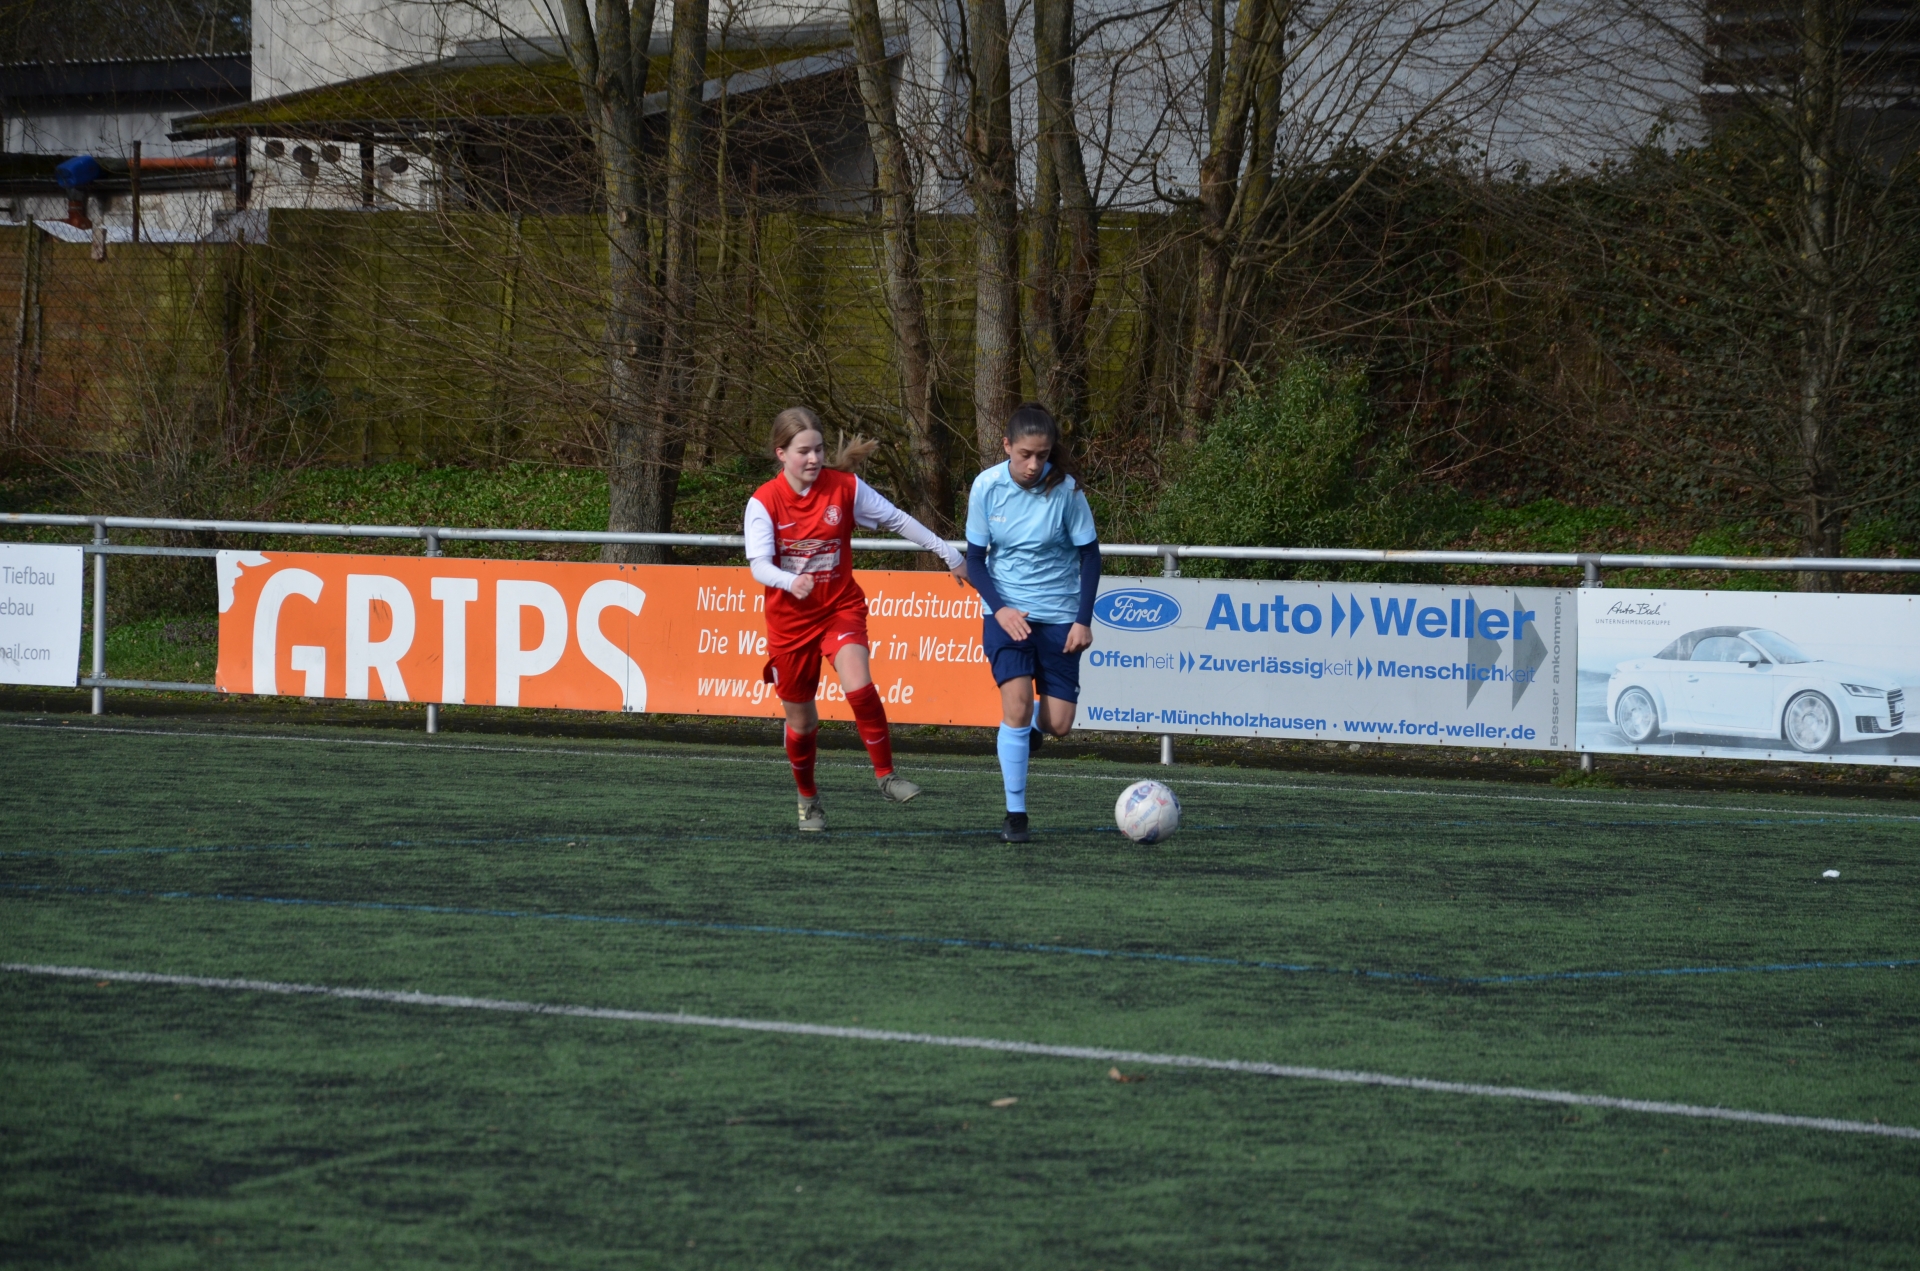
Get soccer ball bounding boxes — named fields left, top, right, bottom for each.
left=1114, top=780, right=1182, bottom=844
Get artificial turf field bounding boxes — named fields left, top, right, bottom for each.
left=2, top=713, right=1917, bottom=1268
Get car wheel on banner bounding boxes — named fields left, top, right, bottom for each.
left=1615, top=687, right=1661, bottom=745
left=1783, top=691, right=1839, bottom=754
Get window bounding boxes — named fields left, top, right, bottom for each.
left=1691, top=636, right=1758, bottom=662
left=1743, top=630, right=1811, bottom=664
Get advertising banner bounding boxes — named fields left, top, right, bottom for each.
left=215, top=551, right=999, bottom=725
left=0, top=543, right=83, bottom=687
left=1078, top=578, right=1573, bottom=748
left=1577, top=588, right=1920, bottom=764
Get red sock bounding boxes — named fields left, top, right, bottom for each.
left=784, top=725, right=818, bottom=797
left=844, top=683, right=894, bottom=778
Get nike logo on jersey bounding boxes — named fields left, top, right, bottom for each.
left=778, top=521, right=796, bottom=528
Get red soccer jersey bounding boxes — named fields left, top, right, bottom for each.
left=751, top=467, right=865, bottom=648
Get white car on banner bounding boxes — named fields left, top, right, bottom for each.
left=1577, top=589, right=1920, bottom=764
left=1606, top=626, right=1903, bottom=752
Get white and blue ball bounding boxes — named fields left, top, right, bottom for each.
left=1114, top=780, right=1182, bottom=844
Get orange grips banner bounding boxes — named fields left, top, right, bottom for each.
left=215, top=551, right=1001, bottom=725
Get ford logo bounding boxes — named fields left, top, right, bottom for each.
left=1094, top=588, right=1181, bottom=631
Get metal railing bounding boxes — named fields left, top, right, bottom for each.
left=11, top=511, right=1920, bottom=575
left=8, top=512, right=1920, bottom=763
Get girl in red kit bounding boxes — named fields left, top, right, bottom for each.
left=746, top=407, right=969, bottom=831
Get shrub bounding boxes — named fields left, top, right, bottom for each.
left=1147, top=359, right=1417, bottom=577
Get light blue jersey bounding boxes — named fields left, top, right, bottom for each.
left=965, top=462, right=1098, bottom=624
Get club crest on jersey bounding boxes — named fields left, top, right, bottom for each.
left=824, top=504, right=843, bottom=526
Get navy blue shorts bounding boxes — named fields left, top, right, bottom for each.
left=984, top=618, right=1083, bottom=703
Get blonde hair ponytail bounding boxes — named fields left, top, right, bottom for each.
left=830, top=434, right=881, bottom=472
left=769, top=406, right=881, bottom=472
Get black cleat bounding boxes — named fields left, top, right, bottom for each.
left=1027, top=727, right=1044, bottom=757
left=999, top=812, right=1031, bottom=843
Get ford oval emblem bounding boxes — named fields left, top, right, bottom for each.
left=1094, top=588, right=1182, bottom=631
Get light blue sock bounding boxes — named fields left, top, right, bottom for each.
left=996, top=723, right=1030, bottom=813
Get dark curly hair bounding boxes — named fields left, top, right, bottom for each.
left=1005, top=401, right=1073, bottom=493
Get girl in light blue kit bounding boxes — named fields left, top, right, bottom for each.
left=964, top=403, right=1101, bottom=843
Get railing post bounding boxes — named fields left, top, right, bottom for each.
left=1159, top=547, right=1179, bottom=766
left=90, top=520, right=107, bottom=715
left=423, top=529, right=440, bottom=734
left=1578, top=554, right=1600, bottom=772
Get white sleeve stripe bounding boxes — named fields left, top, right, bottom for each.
left=743, top=496, right=776, bottom=561
left=750, top=557, right=797, bottom=590
left=744, top=498, right=798, bottom=591
left=854, top=479, right=962, bottom=569
left=851, top=478, right=898, bottom=530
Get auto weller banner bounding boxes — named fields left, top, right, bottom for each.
left=214, top=551, right=1000, bottom=725
left=1078, top=579, right=1572, bottom=749
left=0, top=543, right=84, bottom=687
left=1577, top=588, right=1920, bottom=764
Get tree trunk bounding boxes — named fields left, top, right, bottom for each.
left=556, top=0, right=665, bottom=563
left=1206, top=0, right=1226, bottom=127
left=1034, top=0, right=1098, bottom=432
left=1031, top=92, right=1061, bottom=429
left=849, top=0, right=948, bottom=530
left=1795, top=0, right=1845, bottom=590
left=968, top=0, right=1020, bottom=466
left=642, top=0, right=709, bottom=562
left=1186, top=0, right=1268, bottom=432
left=1241, top=3, right=1283, bottom=230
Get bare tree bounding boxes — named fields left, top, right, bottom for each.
left=555, top=0, right=668, bottom=560
left=1031, top=0, right=1100, bottom=431
left=1180, top=0, right=1557, bottom=426
left=1527, top=0, right=1920, bottom=580
left=649, top=0, right=711, bottom=553
left=1187, top=0, right=1276, bottom=428
left=849, top=0, right=948, bottom=528
left=967, top=0, right=1023, bottom=463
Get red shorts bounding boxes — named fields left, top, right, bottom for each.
left=761, top=605, right=871, bottom=704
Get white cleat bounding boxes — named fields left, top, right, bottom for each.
left=876, top=773, right=923, bottom=803
left=797, top=796, right=827, bottom=832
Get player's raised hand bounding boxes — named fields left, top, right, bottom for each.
left=788, top=573, right=816, bottom=600
left=994, top=606, right=1031, bottom=641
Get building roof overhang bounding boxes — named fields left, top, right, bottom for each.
left=168, top=27, right=890, bottom=144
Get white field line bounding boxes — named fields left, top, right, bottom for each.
left=11, top=720, right=1920, bottom=823
left=8, top=961, right=1917, bottom=1141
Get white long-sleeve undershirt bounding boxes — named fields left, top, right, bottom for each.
left=745, top=477, right=963, bottom=592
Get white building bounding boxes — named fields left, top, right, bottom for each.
left=192, top=0, right=1712, bottom=222
left=0, top=54, right=250, bottom=238
left=174, top=1, right=896, bottom=214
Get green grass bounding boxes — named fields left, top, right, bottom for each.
left=2, top=714, right=1918, bottom=1267
left=97, top=616, right=221, bottom=684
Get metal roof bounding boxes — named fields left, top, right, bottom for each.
left=0, top=54, right=248, bottom=103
